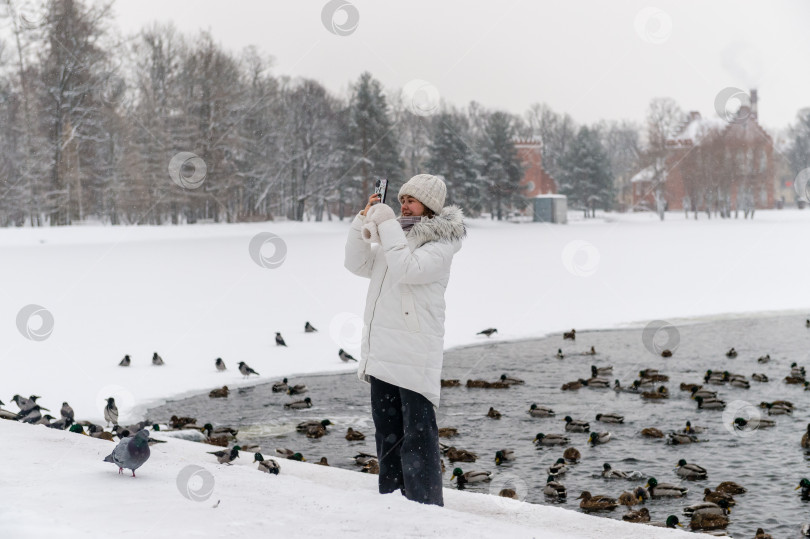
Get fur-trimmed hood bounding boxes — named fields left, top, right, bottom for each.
left=406, top=205, right=466, bottom=247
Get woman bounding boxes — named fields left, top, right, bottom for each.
left=344, top=174, right=465, bottom=506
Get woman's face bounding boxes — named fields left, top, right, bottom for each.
left=399, top=195, right=425, bottom=216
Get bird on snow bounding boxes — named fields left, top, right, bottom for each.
left=118, top=354, right=131, bottom=367
left=238, top=361, right=260, bottom=378
left=477, top=328, right=497, bottom=337
left=152, top=352, right=164, bottom=366
left=338, top=349, right=357, bottom=362
left=275, top=332, right=287, bottom=346
left=208, top=445, right=241, bottom=465
left=304, top=321, right=318, bottom=333
left=215, top=357, right=226, bottom=371
left=253, top=452, right=280, bottom=474
left=103, top=429, right=151, bottom=477
left=60, top=402, right=74, bottom=421
left=104, top=397, right=119, bottom=426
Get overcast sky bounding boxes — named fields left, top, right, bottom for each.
left=112, top=0, right=810, bottom=131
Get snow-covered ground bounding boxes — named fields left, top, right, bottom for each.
left=1, top=208, right=807, bottom=538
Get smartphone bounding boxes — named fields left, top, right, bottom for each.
left=373, top=178, right=388, bottom=204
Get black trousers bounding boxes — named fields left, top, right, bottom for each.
left=369, top=376, right=444, bottom=506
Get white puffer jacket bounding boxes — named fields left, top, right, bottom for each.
left=344, top=205, right=465, bottom=407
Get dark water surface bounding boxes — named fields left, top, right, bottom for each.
left=148, top=313, right=810, bottom=537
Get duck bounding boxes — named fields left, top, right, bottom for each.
left=438, top=427, right=458, bottom=438
left=498, top=489, right=518, bottom=499
left=645, top=477, right=688, bottom=497
left=791, top=363, right=807, bottom=377
left=715, top=481, right=746, bottom=495
left=614, top=380, right=639, bottom=393
left=208, top=386, right=229, bottom=398
left=345, top=427, right=365, bottom=441
left=765, top=402, right=793, bottom=415
left=286, top=384, right=308, bottom=396
left=595, top=413, right=624, bottom=424
left=726, top=375, right=750, bottom=389
left=446, top=447, right=477, bottom=462
left=564, top=416, right=589, bottom=432
left=361, top=459, right=379, bottom=474
left=689, top=511, right=729, bottom=531
left=683, top=500, right=730, bottom=517
left=466, top=379, right=489, bottom=388
left=786, top=375, right=806, bottom=384
left=441, top=379, right=461, bottom=387
left=284, top=397, right=313, bottom=409
left=584, top=346, right=597, bottom=355
left=696, top=396, right=726, bottom=410
left=275, top=448, right=305, bottom=461
left=641, top=427, right=664, bottom=438
left=271, top=378, right=289, bottom=393
left=350, top=452, right=376, bottom=466
left=691, top=386, right=718, bottom=399
left=618, top=486, right=649, bottom=506
left=752, top=373, right=769, bottom=382
left=576, top=491, right=617, bottom=512
left=622, top=507, right=651, bottom=522
left=704, top=370, right=726, bottom=385
left=602, top=462, right=629, bottom=479
left=641, top=386, right=669, bottom=400
left=803, top=523, right=810, bottom=537
left=561, top=380, right=583, bottom=391
left=450, top=467, right=491, bottom=488
left=754, top=528, right=773, bottom=539
left=675, top=459, right=708, bottom=480
left=533, top=433, right=570, bottom=446
left=543, top=475, right=567, bottom=499
left=585, top=377, right=611, bottom=389
left=802, top=424, right=810, bottom=448
left=734, top=417, right=775, bottom=431
left=703, top=487, right=735, bottom=506
left=487, top=407, right=502, bottom=419
left=796, top=478, right=810, bottom=498
left=588, top=432, right=611, bottom=445
left=591, top=365, right=613, bottom=377
left=639, top=369, right=669, bottom=382
left=681, top=382, right=701, bottom=392
left=633, top=377, right=654, bottom=388
left=528, top=404, right=555, bottom=417
left=253, top=453, right=280, bottom=475
left=546, top=457, right=568, bottom=476
left=563, top=447, right=581, bottom=462
left=683, top=420, right=705, bottom=434
left=499, top=374, right=524, bottom=385
left=725, top=347, right=737, bottom=358
left=494, top=449, right=515, bottom=465
left=649, top=516, right=682, bottom=528
left=668, top=432, right=698, bottom=444
left=660, top=349, right=673, bottom=357
left=296, top=419, right=332, bottom=433
left=556, top=349, right=565, bottom=359
left=757, top=354, right=771, bottom=363
left=563, top=329, right=576, bottom=340
left=316, top=457, right=329, bottom=466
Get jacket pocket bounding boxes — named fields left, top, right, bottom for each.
left=401, top=292, right=421, bottom=332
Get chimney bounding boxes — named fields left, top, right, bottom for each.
left=750, top=89, right=758, bottom=120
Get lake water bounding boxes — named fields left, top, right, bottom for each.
left=147, top=313, right=810, bottom=537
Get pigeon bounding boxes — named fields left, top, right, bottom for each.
left=338, top=349, right=357, bottom=362
left=238, top=361, right=260, bottom=378
left=208, top=445, right=241, bottom=465
left=119, top=354, right=131, bottom=367
left=304, top=322, right=318, bottom=333
left=103, top=429, right=151, bottom=476
left=253, top=452, right=280, bottom=474
left=209, top=386, right=229, bottom=398
left=61, top=402, right=74, bottom=421
left=152, top=352, right=165, bottom=366
left=275, top=332, right=287, bottom=346
left=477, top=328, right=497, bottom=337
left=104, top=397, right=119, bottom=426
left=215, top=357, right=226, bottom=371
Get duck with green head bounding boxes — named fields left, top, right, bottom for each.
left=564, top=416, right=589, bottom=432
left=649, top=515, right=682, bottom=528
left=588, top=431, right=611, bottom=445
left=601, top=462, right=629, bottom=479
left=450, top=467, right=491, bottom=489
left=547, top=457, right=567, bottom=476
left=645, top=477, right=687, bottom=497
left=533, top=433, right=570, bottom=446
left=675, top=459, right=707, bottom=480
left=494, top=449, right=515, bottom=465
left=797, top=478, right=810, bottom=499
left=528, top=404, right=555, bottom=417
left=543, top=475, right=566, bottom=499
left=253, top=452, right=280, bottom=475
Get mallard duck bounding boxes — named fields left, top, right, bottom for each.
left=640, top=369, right=669, bottom=382
left=563, top=329, right=576, bottom=340
left=466, top=379, right=490, bottom=388
left=754, top=528, right=773, bottom=539
left=765, top=402, right=793, bottom=415
left=543, top=475, right=567, bottom=499
left=446, top=447, right=477, bottom=462
left=786, top=375, right=806, bottom=384
left=715, top=481, right=746, bottom=494
left=646, top=477, right=687, bottom=497
left=441, top=379, right=460, bottom=387
left=634, top=377, right=654, bottom=388
left=450, top=467, right=491, bottom=487
left=528, top=404, right=555, bottom=417
left=438, top=427, right=458, bottom=438
left=350, top=452, right=376, bottom=466
left=362, top=459, right=379, bottom=474
left=576, top=491, right=617, bottom=511
left=695, top=396, right=725, bottom=410
left=802, top=523, right=810, bottom=537
left=641, top=386, right=669, bottom=400
left=661, top=349, right=673, bottom=357
left=726, top=375, right=749, bottom=388
left=561, top=380, right=583, bottom=391
left=682, top=420, right=706, bottom=434
left=588, top=431, right=611, bottom=445
left=602, top=462, right=629, bottom=479
left=345, top=427, right=365, bottom=441
left=286, top=384, right=308, bottom=396
left=533, top=433, right=569, bottom=446
left=316, top=457, right=329, bottom=466
left=276, top=448, right=305, bottom=461
left=683, top=499, right=730, bottom=517
left=622, top=507, right=650, bottom=522
left=253, top=453, right=280, bottom=475
left=689, top=511, right=729, bottom=530
left=725, top=347, right=737, bottom=358
left=564, top=416, right=590, bottom=432
left=641, top=427, right=664, bottom=438
left=668, top=432, right=698, bottom=444
left=797, top=478, right=810, bottom=498
left=791, top=363, right=807, bottom=377
left=208, top=386, right=229, bottom=398
left=547, top=457, right=568, bottom=476
left=618, top=490, right=641, bottom=507
left=296, top=419, right=332, bottom=432
left=592, top=365, right=613, bottom=377
left=649, top=516, right=682, bottom=528
left=556, top=348, right=565, bottom=359
left=284, top=397, right=313, bottom=409
left=500, top=374, right=524, bottom=385
left=563, top=447, right=581, bottom=462
left=681, top=382, right=701, bottom=392
left=676, top=459, right=707, bottom=480
left=704, top=370, right=726, bottom=385
left=802, top=424, right=810, bottom=448
left=691, top=386, right=718, bottom=399
left=584, top=346, right=597, bottom=355
left=595, top=413, right=624, bottom=424
left=487, top=407, right=502, bottom=419
left=586, top=377, right=611, bottom=389
left=757, top=354, right=771, bottom=363
left=614, top=380, right=639, bottom=393
left=752, top=373, right=769, bottom=382
left=271, top=378, right=289, bottom=393
left=494, top=449, right=515, bottom=465
left=734, top=417, right=775, bottom=430
left=498, top=488, right=518, bottom=499
left=703, top=487, right=735, bottom=506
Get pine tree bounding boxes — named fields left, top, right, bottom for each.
left=558, top=126, right=613, bottom=217
left=426, top=110, right=480, bottom=213
left=478, top=111, right=523, bottom=220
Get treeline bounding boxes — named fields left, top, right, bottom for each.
left=0, top=0, right=808, bottom=227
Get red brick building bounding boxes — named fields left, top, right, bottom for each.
left=632, top=90, right=774, bottom=214
left=515, top=137, right=557, bottom=196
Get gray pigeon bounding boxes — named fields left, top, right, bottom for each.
left=338, top=349, right=357, bottom=362
left=152, top=352, right=164, bottom=366
left=119, top=354, right=131, bottom=366
left=104, top=397, right=119, bottom=426
left=103, top=429, right=151, bottom=476
left=215, top=357, right=226, bottom=371
left=304, top=322, right=318, bottom=333
left=275, top=332, right=287, bottom=346
left=61, top=402, right=74, bottom=420
left=238, top=361, right=259, bottom=378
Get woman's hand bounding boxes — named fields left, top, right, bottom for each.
left=361, top=193, right=380, bottom=216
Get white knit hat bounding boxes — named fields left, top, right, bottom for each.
left=398, top=174, right=446, bottom=214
